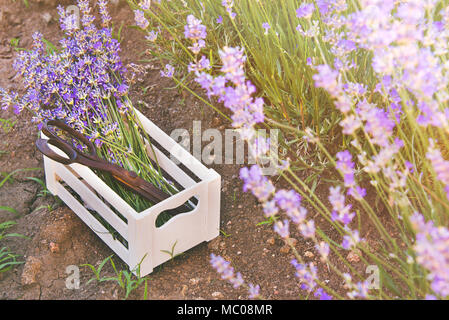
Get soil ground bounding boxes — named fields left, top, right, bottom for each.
left=0, top=0, right=373, bottom=300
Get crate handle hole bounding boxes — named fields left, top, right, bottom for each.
left=155, top=195, right=199, bottom=228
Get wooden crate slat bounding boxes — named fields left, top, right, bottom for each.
left=54, top=161, right=129, bottom=240
left=53, top=180, right=129, bottom=264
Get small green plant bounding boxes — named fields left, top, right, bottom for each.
left=161, top=240, right=183, bottom=259
left=112, top=21, right=125, bottom=42
left=0, top=221, right=25, bottom=242
left=0, top=206, right=18, bottom=216
left=0, top=168, right=41, bottom=188
left=0, top=247, right=22, bottom=273
left=11, top=0, right=29, bottom=9
left=26, top=176, right=50, bottom=198
left=34, top=204, right=56, bottom=212
left=0, top=221, right=27, bottom=273
left=0, top=118, right=17, bottom=133
left=9, top=38, right=20, bottom=51
left=81, top=254, right=114, bottom=284
left=256, top=215, right=276, bottom=227
left=81, top=254, right=149, bottom=300
left=219, top=229, right=231, bottom=238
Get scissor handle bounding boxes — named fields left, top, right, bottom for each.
left=36, top=138, right=77, bottom=165
left=42, top=120, right=97, bottom=157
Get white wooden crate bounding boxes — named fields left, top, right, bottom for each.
left=41, top=109, right=221, bottom=276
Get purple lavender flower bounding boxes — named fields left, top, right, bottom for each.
left=336, top=150, right=355, bottom=184
left=296, top=3, right=315, bottom=19
left=210, top=253, right=243, bottom=287
left=229, top=272, right=244, bottom=289
left=315, top=241, right=330, bottom=262
left=404, top=160, right=414, bottom=173
left=78, top=0, right=95, bottom=30
left=314, top=287, right=333, bottom=300
left=274, top=189, right=301, bottom=214
left=329, top=186, right=355, bottom=225
left=274, top=219, right=290, bottom=239
left=316, top=0, right=331, bottom=15
left=188, top=39, right=206, bottom=55
left=337, top=39, right=357, bottom=53
left=195, top=46, right=264, bottom=132
left=98, top=0, right=111, bottom=27
left=262, top=199, right=279, bottom=217
left=184, top=15, right=207, bottom=41
left=410, top=212, right=449, bottom=298
left=139, top=0, right=151, bottom=10
left=210, top=254, right=261, bottom=295
left=340, top=114, right=361, bottom=134
left=299, top=220, right=315, bottom=238
left=160, top=64, right=175, bottom=78
left=335, top=150, right=366, bottom=199
left=342, top=229, right=361, bottom=250
left=210, top=254, right=233, bottom=278
left=356, top=100, right=396, bottom=148
left=219, top=46, right=246, bottom=85
left=262, top=22, right=270, bottom=35
left=427, top=139, right=449, bottom=200
left=347, top=281, right=370, bottom=299
left=313, top=64, right=341, bottom=97
left=216, top=15, right=223, bottom=24
left=57, top=5, right=77, bottom=34
left=188, top=55, right=211, bottom=73
left=145, top=30, right=158, bottom=42
left=222, top=0, right=236, bottom=19
left=291, top=259, right=318, bottom=292
left=240, top=165, right=275, bottom=202
left=248, top=284, right=261, bottom=299
left=134, top=9, right=149, bottom=29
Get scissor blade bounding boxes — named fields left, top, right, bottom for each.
left=112, top=173, right=192, bottom=213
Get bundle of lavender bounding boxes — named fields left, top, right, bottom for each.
left=0, top=0, right=177, bottom=213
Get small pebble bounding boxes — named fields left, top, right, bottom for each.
left=42, top=12, right=52, bottom=24
left=212, top=291, right=223, bottom=299
left=49, top=242, right=59, bottom=253
left=266, top=237, right=275, bottom=245
left=280, top=245, right=290, bottom=254
left=304, top=251, right=314, bottom=258
left=181, top=285, right=188, bottom=296
left=347, top=250, right=361, bottom=263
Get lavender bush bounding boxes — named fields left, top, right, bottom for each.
left=133, top=0, right=449, bottom=299
left=0, top=0, right=178, bottom=213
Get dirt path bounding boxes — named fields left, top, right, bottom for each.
left=0, top=0, right=319, bottom=300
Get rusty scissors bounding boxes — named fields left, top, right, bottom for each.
left=35, top=119, right=184, bottom=209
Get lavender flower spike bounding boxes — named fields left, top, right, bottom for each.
left=134, top=9, right=149, bottom=29
left=296, top=3, right=315, bottom=19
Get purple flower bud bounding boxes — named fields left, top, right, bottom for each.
left=134, top=10, right=149, bottom=29
left=296, top=3, right=315, bottom=19
left=160, top=64, right=175, bottom=78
